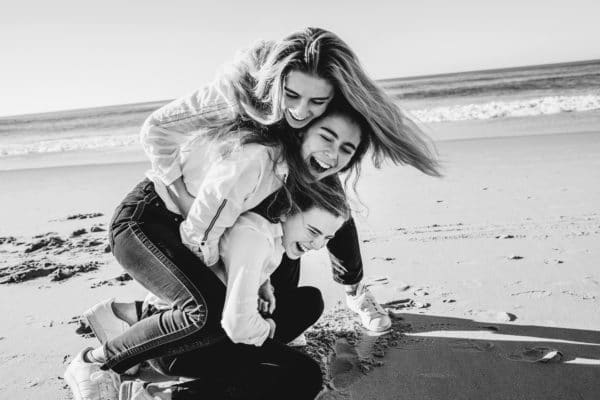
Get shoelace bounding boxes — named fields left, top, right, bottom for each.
left=357, top=287, right=387, bottom=317
left=90, top=370, right=120, bottom=397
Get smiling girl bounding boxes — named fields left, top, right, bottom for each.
left=143, top=27, right=439, bottom=337
left=64, top=99, right=366, bottom=400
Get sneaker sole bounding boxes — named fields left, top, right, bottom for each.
left=83, top=307, right=109, bottom=344
left=119, top=381, right=133, bottom=400
left=63, top=368, right=84, bottom=400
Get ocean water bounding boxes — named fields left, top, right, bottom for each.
left=1, top=60, right=599, bottom=162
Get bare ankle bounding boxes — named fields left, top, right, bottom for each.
left=344, top=283, right=359, bottom=296
left=111, top=302, right=138, bottom=326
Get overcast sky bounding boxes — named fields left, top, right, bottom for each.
left=1, top=0, right=598, bottom=116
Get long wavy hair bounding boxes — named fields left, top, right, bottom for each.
left=220, top=27, right=441, bottom=178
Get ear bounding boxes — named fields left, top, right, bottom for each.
left=279, top=214, right=287, bottom=222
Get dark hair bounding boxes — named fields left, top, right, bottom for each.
left=253, top=174, right=349, bottom=224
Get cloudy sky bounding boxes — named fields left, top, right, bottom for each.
left=1, top=0, right=598, bottom=116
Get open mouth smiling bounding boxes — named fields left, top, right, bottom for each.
left=288, top=110, right=309, bottom=122
left=309, top=156, right=334, bottom=174
left=296, top=242, right=309, bottom=254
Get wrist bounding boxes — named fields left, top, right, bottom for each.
left=265, top=318, right=276, bottom=338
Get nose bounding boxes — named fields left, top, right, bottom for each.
left=323, top=146, right=338, bottom=163
left=292, top=100, right=310, bottom=119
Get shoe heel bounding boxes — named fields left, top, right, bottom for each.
left=83, top=307, right=107, bottom=344
left=63, top=369, right=83, bottom=400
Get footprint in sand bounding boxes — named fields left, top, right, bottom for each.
left=329, top=340, right=362, bottom=390
left=467, top=310, right=517, bottom=323
left=508, top=347, right=563, bottom=363
left=450, top=340, right=495, bottom=352
left=510, top=290, right=552, bottom=298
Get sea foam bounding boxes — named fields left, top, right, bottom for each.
left=1, top=94, right=599, bottom=158
left=0, top=134, right=139, bottom=157
left=410, top=94, right=600, bottom=123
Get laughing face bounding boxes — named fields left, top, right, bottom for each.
left=300, top=113, right=362, bottom=180
left=280, top=206, right=345, bottom=259
left=282, top=70, right=334, bottom=129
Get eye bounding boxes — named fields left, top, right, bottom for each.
left=341, top=147, right=354, bottom=155
left=285, top=91, right=299, bottom=99
left=320, top=134, right=333, bottom=143
left=311, top=99, right=327, bottom=105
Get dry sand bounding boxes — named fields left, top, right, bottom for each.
left=1, top=115, right=599, bottom=399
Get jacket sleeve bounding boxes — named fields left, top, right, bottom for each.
left=140, top=77, right=239, bottom=186
left=220, top=227, right=272, bottom=346
left=179, top=148, right=267, bottom=266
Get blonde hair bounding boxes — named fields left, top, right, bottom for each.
left=222, top=27, right=441, bottom=177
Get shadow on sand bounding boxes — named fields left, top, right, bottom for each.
left=346, top=312, right=600, bottom=400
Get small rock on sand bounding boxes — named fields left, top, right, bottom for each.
left=90, top=224, right=106, bottom=232
left=71, top=229, right=86, bottom=237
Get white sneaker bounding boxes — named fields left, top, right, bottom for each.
left=64, top=348, right=120, bottom=400
left=287, top=333, right=307, bottom=347
left=346, top=283, right=392, bottom=332
left=119, top=380, right=154, bottom=400
left=84, top=298, right=139, bottom=375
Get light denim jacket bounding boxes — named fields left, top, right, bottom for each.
left=141, top=75, right=240, bottom=186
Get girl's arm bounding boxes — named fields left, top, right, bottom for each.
left=167, top=176, right=195, bottom=217
left=140, top=41, right=275, bottom=190
left=140, top=79, right=239, bottom=187
left=220, top=226, right=274, bottom=346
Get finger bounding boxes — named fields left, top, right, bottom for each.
left=269, top=299, right=276, bottom=314
left=258, top=300, right=265, bottom=313
left=333, top=264, right=348, bottom=274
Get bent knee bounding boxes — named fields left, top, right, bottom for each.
left=300, top=286, right=324, bottom=319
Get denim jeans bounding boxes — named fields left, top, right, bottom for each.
left=154, top=286, right=325, bottom=400
left=104, top=179, right=229, bottom=373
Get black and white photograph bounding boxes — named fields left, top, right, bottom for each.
left=1, top=1, right=599, bottom=399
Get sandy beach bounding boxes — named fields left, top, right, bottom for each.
left=1, top=109, right=600, bottom=399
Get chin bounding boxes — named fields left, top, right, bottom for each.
left=285, top=112, right=310, bottom=129
left=284, top=248, right=301, bottom=260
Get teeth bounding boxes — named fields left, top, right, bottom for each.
left=315, top=159, right=332, bottom=169
left=298, top=243, right=309, bottom=252
left=289, top=111, right=307, bottom=121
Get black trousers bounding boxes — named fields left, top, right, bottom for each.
left=154, top=287, right=325, bottom=400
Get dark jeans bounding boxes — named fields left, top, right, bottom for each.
left=154, top=287, right=325, bottom=400
left=104, top=178, right=327, bottom=399
left=104, top=179, right=229, bottom=373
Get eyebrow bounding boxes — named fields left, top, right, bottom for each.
left=308, top=224, right=323, bottom=235
left=322, top=127, right=358, bottom=152
left=283, top=86, right=331, bottom=101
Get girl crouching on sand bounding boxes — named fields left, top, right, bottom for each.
left=118, top=184, right=349, bottom=400
left=143, top=27, right=440, bottom=334
left=65, top=100, right=361, bottom=400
